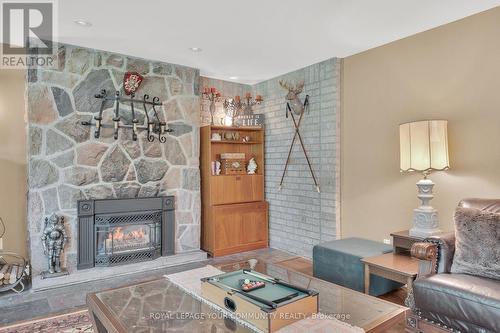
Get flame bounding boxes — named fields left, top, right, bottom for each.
left=107, top=226, right=147, bottom=242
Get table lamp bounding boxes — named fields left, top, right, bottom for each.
left=399, top=120, right=449, bottom=238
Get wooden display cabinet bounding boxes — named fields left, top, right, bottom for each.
left=200, top=125, right=268, bottom=256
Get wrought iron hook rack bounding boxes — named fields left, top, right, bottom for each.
left=81, top=89, right=173, bottom=143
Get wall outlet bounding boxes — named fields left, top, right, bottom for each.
left=383, top=238, right=391, bottom=245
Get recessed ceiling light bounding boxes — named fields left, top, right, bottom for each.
left=189, top=47, right=202, bottom=52
left=74, top=19, right=92, bottom=27
left=229, top=76, right=238, bottom=80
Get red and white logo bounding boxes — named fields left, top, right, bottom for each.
left=123, top=72, right=144, bottom=95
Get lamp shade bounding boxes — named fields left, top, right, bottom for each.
left=400, top=120, right=449, bottom=172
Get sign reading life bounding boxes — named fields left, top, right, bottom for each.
left=235, top=114, right=264, bottom=127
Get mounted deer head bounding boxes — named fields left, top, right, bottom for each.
left=279, top=80, right=305, bottom=115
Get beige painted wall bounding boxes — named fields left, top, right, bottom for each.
left=341, top=7, right=500, bottom=242
left=0, top=69, right=27, bottom=256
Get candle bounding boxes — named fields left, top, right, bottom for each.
left=235, top=95, right=241, bottom=101
left=245, top=92, right=251, bottom=98
left=256, top=95, right=262, bottom=101
left=210, top=87, right=216, bottom=93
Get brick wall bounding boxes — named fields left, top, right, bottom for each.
left=252, top=58, right=341, bottom=257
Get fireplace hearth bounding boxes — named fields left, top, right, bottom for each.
left=77, top=197, right=175, bottom=269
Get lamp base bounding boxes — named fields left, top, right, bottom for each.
left=409, top=214, right=442, bottom=238
left=409, top=178, right=442, bottom=239
left=409, top=228, right=441, bottom=239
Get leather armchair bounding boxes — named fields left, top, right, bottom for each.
left=407, top=198, right=500, bottom=333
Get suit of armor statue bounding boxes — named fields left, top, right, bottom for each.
left=41, top=213, right=68, bottom=274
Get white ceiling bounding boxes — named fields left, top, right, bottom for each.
left=54, top=1, right=500, bottom=83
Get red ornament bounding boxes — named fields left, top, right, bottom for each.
left=123, top=72, right=144, bottom=95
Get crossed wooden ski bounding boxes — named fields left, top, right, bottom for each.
left=279, top=95, right=320, bottom=193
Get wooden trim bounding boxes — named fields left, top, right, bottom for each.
left=364, top=308, right=409, bottom=333
left=211, top=140, right=263, bottom=144
left=206, top=125, right=263, bottom=131
left=209, top=241, right=269, bottom=257
left=86, top=293, right=128, bottom=333
left=200, top=126, right=213, bottom=251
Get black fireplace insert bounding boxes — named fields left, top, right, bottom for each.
left=77, top=196, right=175, bottom=269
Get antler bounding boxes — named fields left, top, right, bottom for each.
left=294, top=80, right=304, bottom=94
left=279, top=80, right=291, bottom=91
left=279, top=79, right=304, bottom=94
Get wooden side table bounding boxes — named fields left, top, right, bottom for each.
left=361, top=253, right=419, bottom=297
left=390, top=230, right=424, bottom=255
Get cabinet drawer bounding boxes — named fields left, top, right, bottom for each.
left=210, top=175, right=263, bottom=205
left=213, top=202, right=268, bottom=251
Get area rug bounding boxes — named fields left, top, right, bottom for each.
left=165, top=265, right=365, bottom=333
left=0, top=309, right=93, bottom=333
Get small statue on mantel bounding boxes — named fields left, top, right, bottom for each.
left=41, top=213, right=69, bottom=279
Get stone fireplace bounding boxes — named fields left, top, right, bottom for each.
left=77, top=197, right=175, bottom=269
left=25, top=43, right=204, bottom=289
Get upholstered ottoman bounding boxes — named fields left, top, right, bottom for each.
left=313, top=237, right=402, bottom=296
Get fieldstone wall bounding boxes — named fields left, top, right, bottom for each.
left=26, top=44, right=201, bottom=277
left=252, top=58, right=341, bottom=258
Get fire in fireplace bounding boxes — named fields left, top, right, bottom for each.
left=77, top=197, right=175, bottom=269
left=105, top=226, right=149, bottom=253
left=93, top=210, right=162, bottom=266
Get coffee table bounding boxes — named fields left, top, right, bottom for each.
left=87, top=261, right=408, bottom=333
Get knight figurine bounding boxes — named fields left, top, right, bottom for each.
left=41, top=213, right=69, bottom=279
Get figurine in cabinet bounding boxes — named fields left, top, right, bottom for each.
left=215, top=161, right=221, bottom=175
left=247, top=157, right=257, bottom=175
